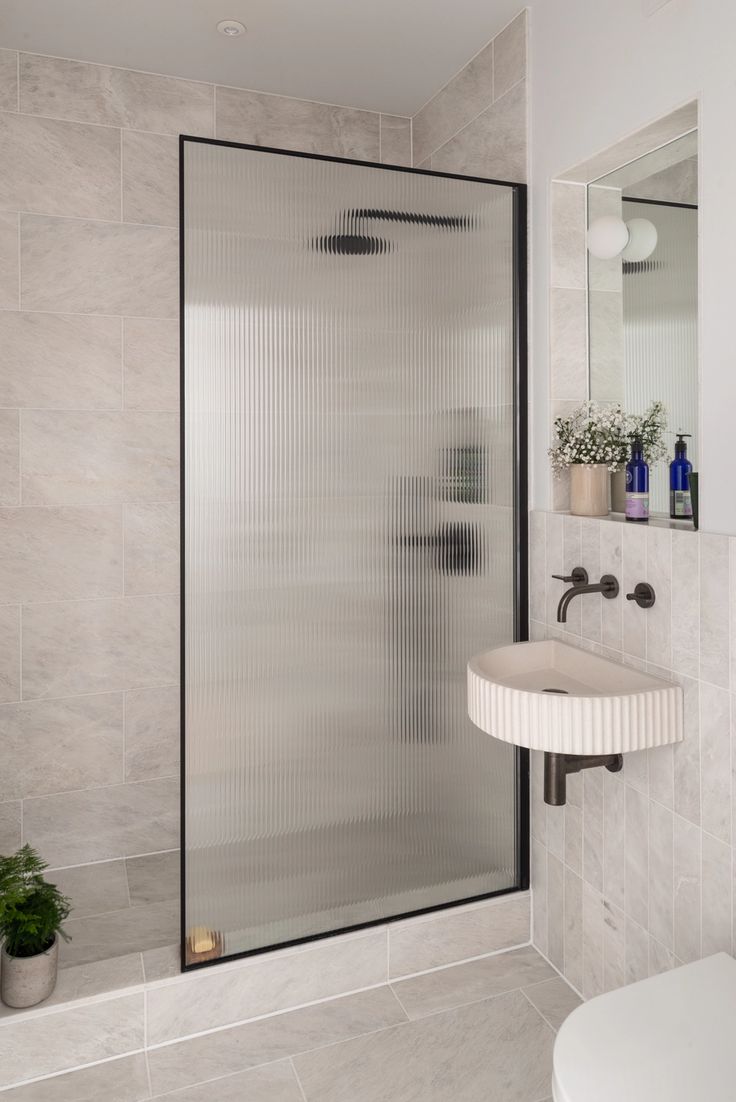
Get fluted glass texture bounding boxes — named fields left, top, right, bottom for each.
left=183, top=140, right=521, bottom=961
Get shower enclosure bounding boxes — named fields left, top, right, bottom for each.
left=180, top=136, right=528, bottom=967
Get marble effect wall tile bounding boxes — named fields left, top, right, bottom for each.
left=530, top=510, right=736, bottom=999
left=122, top=130, right=178, bottom=227
left=123, top=317, right=179, bottom=411
left=20, top=54, right=214, bottom=135
left=124, top=685, right=180, bottom=781
left=51, top=858, right=130, bottom=920
left=126, top=849, right=179, bottom=905
left=0, top=409, right=20, bottom=505
left=124, top=502, right=178, bottom=596
left=0, top=211, right=19, bottom=309
left=673, top=814, right=701, bottom=962
left=0, top=506, right=122, bottom=602
left=0, top=603, right=20, bottom=703
left=429, top=81, right=527, bottom=183
left=215, top=87, right=379, bottom=161
left=21, top=410, right=178, bottom=505
left=0, top=112, right=120, bottom=220
left=61, top=898, right=178, bottom=967
left=701, top=832, right=732, bottom=956
left=22, top=777, right=178, bottom=866
left=379, top=115, right=411, bottom=166
left=550, top=183, right=586, bottom=290
left=388, top=894, right=529, bottom=977
left=0, top=50, right=18, bottom=112
left=21, top=595, right=178, bottom=698
left=0, top=801, right=21, bottom=851
left=550, top=289, right=587, bottom=399
left=700, top=533, right=730, bottom=688
left=493, top=12, right=527, bottom=100
left=700, top=682, right=731, bottom=844
left=0, top=693, right=123, bottom=800
left=412, top=41, right=494, bottom=167
left=0, top=311, right=121, bottom=410
left=21, top=215, right=178, bottom=317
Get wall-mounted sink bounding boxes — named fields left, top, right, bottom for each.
left=468, top=640, right=684, bottom=803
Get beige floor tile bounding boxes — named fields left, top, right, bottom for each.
left=523, top=977, right=582, bottom=1031
left=147, top=986, right=406, bottom=1095
left=294, top=989, right=554, bottom=1102
left=392, top=945, right=555, bottom=1019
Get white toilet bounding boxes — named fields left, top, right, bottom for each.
left=552, top=953, right=736, bottom=1101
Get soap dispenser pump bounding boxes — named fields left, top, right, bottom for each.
left=669, top=433, right=693, bottom=519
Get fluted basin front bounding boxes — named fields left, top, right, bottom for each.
left=467, top=639, right=683, bottom=756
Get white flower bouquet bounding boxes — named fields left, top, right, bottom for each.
left=549, top=400, right=668, bottom=474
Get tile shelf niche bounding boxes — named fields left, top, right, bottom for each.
left=552, top=509, right=698, bottom=534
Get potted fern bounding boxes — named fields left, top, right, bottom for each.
left=0, top=845, right=71, bottom=1008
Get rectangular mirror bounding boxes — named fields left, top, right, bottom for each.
left=588, top=131, right=698, bottom=517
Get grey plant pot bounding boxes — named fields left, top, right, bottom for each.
left=1, top=937, right=59, bottom=1008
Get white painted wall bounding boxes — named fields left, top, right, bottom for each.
left=527, top=0, right=735, bottom=534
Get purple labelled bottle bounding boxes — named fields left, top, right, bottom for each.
left=625, top=438, right=649, bottom=522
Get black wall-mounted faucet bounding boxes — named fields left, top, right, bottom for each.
left=553, top=567, right=619, bottom=623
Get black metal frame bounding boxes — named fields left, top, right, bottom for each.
left=622, top=196, right=698, bottom=211
left=179, top=135, right=529, bottom=972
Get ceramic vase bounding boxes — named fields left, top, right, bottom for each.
left=610, top=469, right=627, bottom=514
left=569, top=463, right=609, bottom=517
left=0, top=937, right=58, bottom=1008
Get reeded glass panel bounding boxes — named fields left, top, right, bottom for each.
left=183, top=139, right=523, bottom=962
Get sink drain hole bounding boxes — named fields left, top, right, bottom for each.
left=542, top=687, right=569, bottom=694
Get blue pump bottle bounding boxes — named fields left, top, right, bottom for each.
left=669, top=433, right=692, bottom=519
left=626, top=438, right=649, bottom=522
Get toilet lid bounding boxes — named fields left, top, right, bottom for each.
left=553, top=954, right=736, bottom=1102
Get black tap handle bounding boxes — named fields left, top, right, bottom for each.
left=551, top=567, right=588, bottom=586
left=626, top=582, right=656, bottom=608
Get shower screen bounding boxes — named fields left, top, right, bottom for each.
left=181, top=137, right=527, bottom=966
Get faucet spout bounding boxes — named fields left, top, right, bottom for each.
left=556, top=573, right=619, bottom=623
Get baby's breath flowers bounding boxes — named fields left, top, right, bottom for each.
left=549, top=400, right=668, bottom=475
left=549, top=401, right=627, bottom=474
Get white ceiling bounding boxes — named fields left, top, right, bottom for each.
left=0, top=0, right=524, bottom=116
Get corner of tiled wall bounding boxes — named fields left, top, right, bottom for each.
left=530, top=509, right=736, bottom=998
left=411, top=9, right=527, bottom=179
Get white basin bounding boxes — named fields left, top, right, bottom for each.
left=467, top=639, right=683, bottom=756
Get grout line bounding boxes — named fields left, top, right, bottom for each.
left=519, top=987, right=559, bottom=1034
left=48, top=848, right=178, bottom=875
left=16, top=207, right=177, bottom=231
left=0, top=1049, right=148, bottom=1094
left=290, top=1058, right=310, bottom=1102
left=119, top=127, right=124, bottom=222
left=417, top=77, right=526, bottom=167
left=0, top=306, right=177, bottom=322
left=15, top=209, right=20, bottom=311
left=0, top=684, right=179, bottom=713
